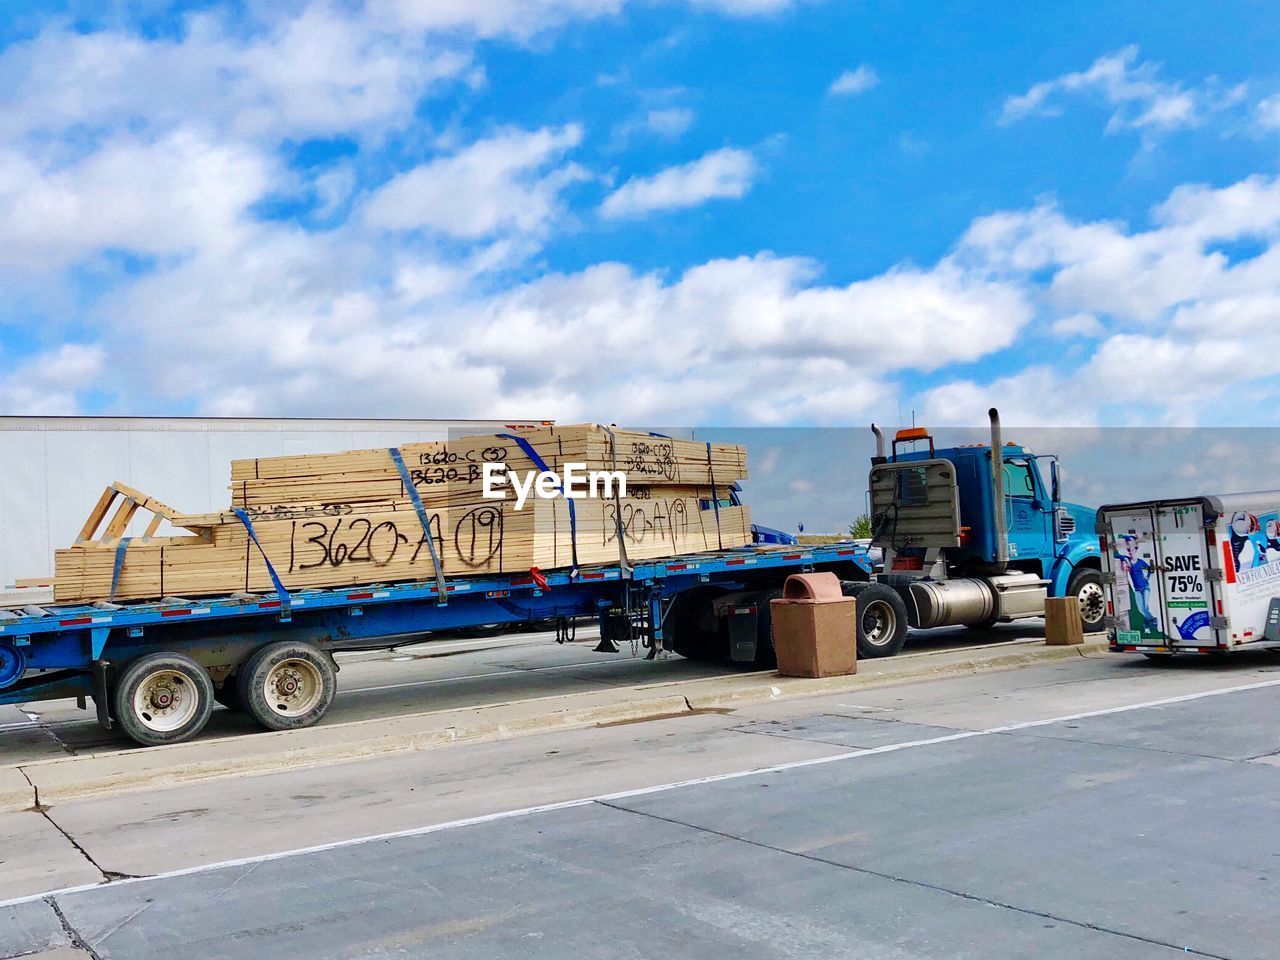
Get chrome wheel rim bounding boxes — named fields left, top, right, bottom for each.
left=862, top=600, right=896, bottom=646
left=131, top=669, right=199, bottom=733
left=262, top=658, right=325, bottom=717
left=1077, top=582, right=1105, bottom=626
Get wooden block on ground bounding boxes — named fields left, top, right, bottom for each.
left=1044, top=596, right=1084, bottom=645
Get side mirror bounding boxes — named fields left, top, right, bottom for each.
left=1050, top=460, right=1061, bottom=503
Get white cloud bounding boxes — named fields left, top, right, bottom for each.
left=600, top=147, right=757, bottom=219
left=921, top=367, right=1093, bottom=428
left=0, top=345, right=105, bottom=415
left=0, top=6, right=474, bottom=143
left=1050, top=312, right=1104, bottom=338
left=0, top=130, right=272, bottom=272
left=375, top=0, right=800, bottom=37
left=687, top=0, right=801, bottom=14
left=828, top=65, right=878, bottom=97
left=371, top=0, right=627, bottom=39
left=609, top=106, right=695, bottom=147
left=999, top=46, right=1240, bottom=136
left=1258, top=94, right=1280, bottom=130
left=931, top=174, right=1280, bottom=426
left=643, top=107, right=696, bottom=137
left=364, top=125, right=586, bottom=237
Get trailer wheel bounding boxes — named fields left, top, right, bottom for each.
left=670, top=591, right=728, bottom=661
left=752, top=590, right=782, bottom=669
left=113, top=652, right=215, bottom=747
left=852, top=583, right=909, bottom=658
left=238, top=642, right=336, bottom=732
left=1067, top=567, right=1106, bottom=632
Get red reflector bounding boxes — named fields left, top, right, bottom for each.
left=582, top=572, right=604, bottom=580
left=161, top=609, right=193, bottom=618
left=1107, top=600, right=1114, bottom=615
left=258, top=600, right=281, bottom=609
left=59, top=617, right=92, bottom=626
left=1198, top=647, right=1217, bottom=653
left=892, top=556, right=925, bottom=571
left=836, top=549, right=855, bottom=556
left=667, top=563, right=687, bottom=571
left=510, top=577, right=532, bottom=586
left=726, top=559, right=746, bottom=566
left=783, top=553, right=802, bottom=560
left=347, top=592, right=374, bottom=600
left=1217, top=599, right=1223, bottom=615
left=1244, top=630, right=1254, bottom=637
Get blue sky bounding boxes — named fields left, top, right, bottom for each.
left=1, top=0, right=1278, bottom=427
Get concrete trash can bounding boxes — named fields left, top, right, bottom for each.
left=770, top=572, right=857, bottom=678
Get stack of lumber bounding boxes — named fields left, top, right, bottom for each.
left=52, top=425, right=751, bottom=603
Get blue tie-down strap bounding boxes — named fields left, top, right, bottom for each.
left=706, top=442, right=723, bottom=550
left=233, top=508, right=292, bottom=620
left=599, top=425, right=631, bottom=578
left=109, top=536, right=131, bottom=601
left=388, top=448, right=449, bottom=602
left=497, top=433, right=579, bottom=579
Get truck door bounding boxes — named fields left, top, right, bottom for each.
left=1108, top=508, right=1164, bottom=647
left=1003, top=459, right=1052, bottom=565
left=1152, top=503, right=1215, bottom=648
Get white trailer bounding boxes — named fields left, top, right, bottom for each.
left=0, top=416, right=543, bottom=592
left=1099, top=492, right=1280, bottom=656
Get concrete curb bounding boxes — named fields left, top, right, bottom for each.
left=6, top=639, right=1106, bottom=812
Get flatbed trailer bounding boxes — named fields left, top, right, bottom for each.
left=0, top=542, right=875, bottom=746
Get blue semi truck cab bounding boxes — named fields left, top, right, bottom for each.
left=850, top=408, right=1103, bottom=656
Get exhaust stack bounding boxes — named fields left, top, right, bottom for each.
left=989, top=407, right=1008, bottom=570
left=871, top=423, right=885, bottom=459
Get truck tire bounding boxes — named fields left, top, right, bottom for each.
left=238, top=641, right=337, bottom=732
left=851, top=582, right=909, bottom=658
left=1067, top=567, right=1106, bottom=632
left=113, top=652, right=215, bottom=747
left=670, top=591, right=728, bottom=661
left=752, top=590, right=782, bottom=669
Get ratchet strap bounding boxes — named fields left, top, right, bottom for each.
left=232, top=508, right=292, bottom=619
left=497, top=433, right=579, bottom=579
left=705, top=442, right=724, bottom=550
left=602, top=426, right=632, bottom=579
left=388, top=448, right=449, bottom=603
left=108, top=537, right=131, bottom=601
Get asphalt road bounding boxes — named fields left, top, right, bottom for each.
left=3, top=648, right=1280, bottom=959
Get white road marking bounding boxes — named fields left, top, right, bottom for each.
left=4, top=673, right=1280, bottom=910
